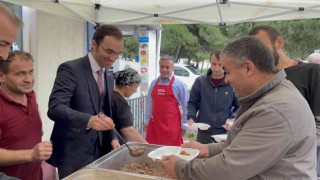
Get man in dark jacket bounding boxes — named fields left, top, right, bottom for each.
left=188, top=50, right=239, bottom=144
left=47, top=25, right=122, bottom=178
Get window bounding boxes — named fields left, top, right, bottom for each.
left=174, top=66, right=189, bottom=77
left=185, top=65, right=202, bottom=75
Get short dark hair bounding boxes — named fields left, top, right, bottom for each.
left=221, top=36, right=277, bottom=73
left=0, top=51, right=34, bottom=74
left=248, top=25, right=282, bottom=44
left=92, top=24, right=123, bottom=46
left=210, top=49, right=222, bottom=61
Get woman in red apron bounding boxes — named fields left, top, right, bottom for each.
left=146, top=76, right=183, bottom=146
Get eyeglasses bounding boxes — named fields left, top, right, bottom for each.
left=99, top=45, right=123, bottom=58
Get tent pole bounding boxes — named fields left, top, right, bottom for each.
left=216, top=0, right=225, bottom=26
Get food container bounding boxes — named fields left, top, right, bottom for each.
left=148, top=146, right=199, bottom=161
left=211, top=134, right=228, bottom=142
left=183, top=124, right=198, bottom=141
left=63, top=168, right=154, bottom=180
left=83, top=142, right=172, bottom=179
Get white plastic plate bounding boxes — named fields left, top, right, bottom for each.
left=183, top=123, right=211, bottom=130
left=148, top=146, right=199, bottom=161
left=211, top=134, right=228, bottom=142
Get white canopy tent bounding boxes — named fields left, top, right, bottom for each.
left=2, top=0, right=320, bottom=26
left=2, top=0, right=320, bottom=142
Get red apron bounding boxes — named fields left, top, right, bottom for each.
left=146, top=76, right=183, bottom=146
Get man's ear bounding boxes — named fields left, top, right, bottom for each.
left=91, top=40, right=97, bottom=50
left=275, top=36, right=284, bottom=50
left=243, top=61, right=255, bottom=75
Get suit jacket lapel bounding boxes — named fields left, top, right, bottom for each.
left=82, top=56, right=100, bottom=114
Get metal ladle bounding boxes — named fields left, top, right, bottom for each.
left=98, top=112, right=144, bottom=157
left=111, top=128, right=145, bottom=157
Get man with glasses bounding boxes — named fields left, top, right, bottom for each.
left=0, top=3, right=23, bottom=61
left=47, top=24, right=123, bottom=178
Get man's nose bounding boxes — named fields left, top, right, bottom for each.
left=110, top=55, right=119, bottom=62
left=213, top=66, right=220, bottom=71
left=24, top=74, right=34, bottom=82
left=0, top=49, right=9, bottom=60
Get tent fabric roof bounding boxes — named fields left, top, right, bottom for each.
left=3, top=0, right=320, bottom=25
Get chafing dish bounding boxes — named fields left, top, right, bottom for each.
left=63, top=168, right=155, bottom=180
left=64, top=142, right=171, bottom=179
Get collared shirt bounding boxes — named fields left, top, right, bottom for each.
left=88, top=52, right=105, bottom=90
left=144, top=75, right=189, bottom=127
left=0, top=90, right=42, bottom=180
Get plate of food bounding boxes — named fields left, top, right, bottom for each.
left=148, top=146, right=199, bottom=161
left=183, top=123, right=211, bottom=130
left=211, top=134, right=228, bottom=142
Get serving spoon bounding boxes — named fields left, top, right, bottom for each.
left=98, top=112, right=144, bottom=157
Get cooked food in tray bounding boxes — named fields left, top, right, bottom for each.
left=120, top=162, right=169, bottom=178
left=129, top=146, right=147, bottom=156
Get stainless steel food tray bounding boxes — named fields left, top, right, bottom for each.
left=88, top=142, right=171, bottom=179
left=63, top=168, right=158, bottom=180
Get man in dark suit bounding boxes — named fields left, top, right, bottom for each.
left=47, top=25, right=124, bottom=178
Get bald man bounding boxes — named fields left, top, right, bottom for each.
left=0, top=3, right=23, bottom=60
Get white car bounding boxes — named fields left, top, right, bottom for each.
left=174, top=64, right=202, bottom=91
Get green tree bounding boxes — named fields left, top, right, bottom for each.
left=187, top=24, right=228, bottom=69
left=267, top=19, right=320, bottom=59
left=125, top=19, right=320, bottom=65
left=223, top=22, right=253, bottom=40
left=225, top=19, right=320, bottom=59
left=161, top=24, right=229, bottom=70
left=161, top=24, right=199, bottom=63
left=123, top=36, right=138, bottom=60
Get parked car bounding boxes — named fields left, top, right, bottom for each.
left=174, top=63, right=202, bottom=91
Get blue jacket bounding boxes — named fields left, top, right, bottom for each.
left=187, top=69, right=239, bottom=135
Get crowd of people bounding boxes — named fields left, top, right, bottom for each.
left=1, top=2, right=320, bottom=180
